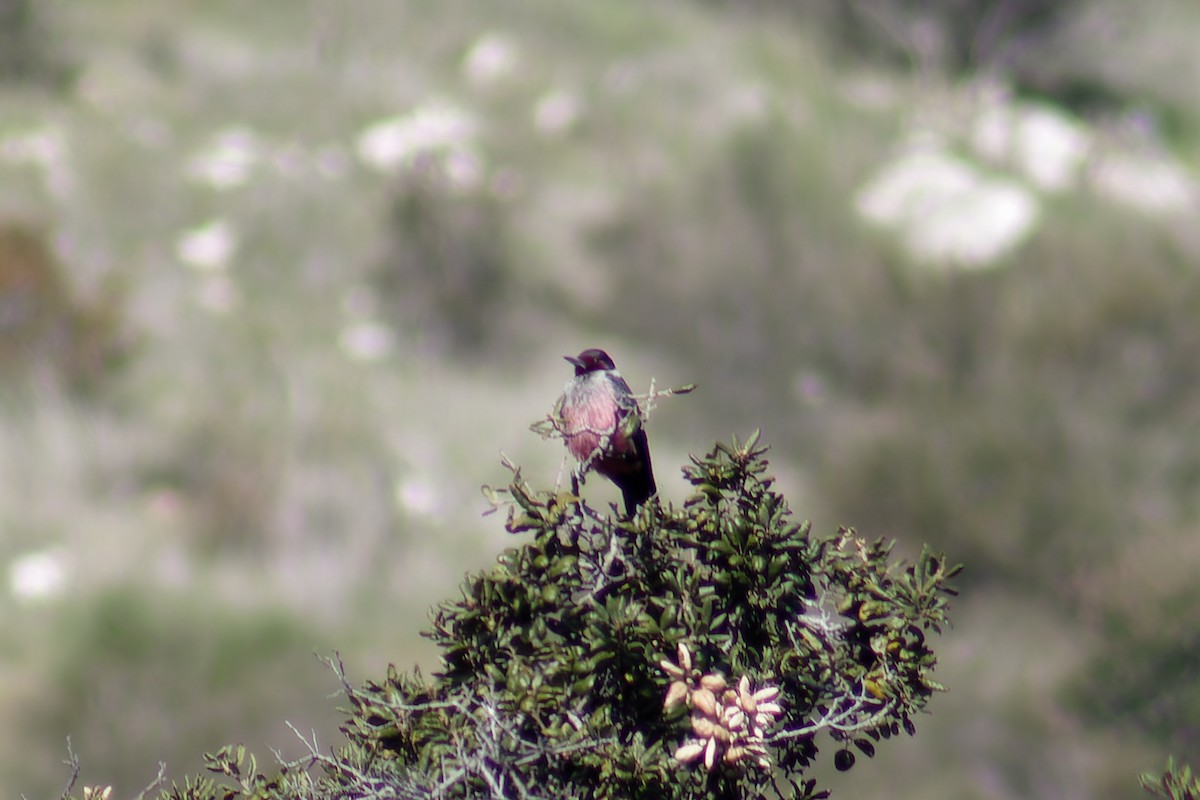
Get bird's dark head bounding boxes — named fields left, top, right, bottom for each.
left=565, top=348, right=616, bottom=375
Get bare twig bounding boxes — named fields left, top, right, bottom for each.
left=282, top=721, right=324, bottom=770
left=58, top=738, right=81, bottom=800
left=768, top=680, right=896, bottom=742
left=637, top=380, right=696, bottom=420
left=132, top=763, right=167, bottom=800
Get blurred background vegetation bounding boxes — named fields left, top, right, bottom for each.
left=1, top=0, right=1198, bottom=797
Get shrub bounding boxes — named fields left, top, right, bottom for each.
left=76, top=434, right=960, bottom=800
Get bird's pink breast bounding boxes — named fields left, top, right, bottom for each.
left=559, top=377, right=625, bottom=462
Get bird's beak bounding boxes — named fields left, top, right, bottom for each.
left=564, top=355, right=584, bottom=368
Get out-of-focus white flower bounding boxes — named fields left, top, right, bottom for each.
left=0, top=125, right=76, bottom=199
left=972, top=99, right=1090, bottom=192
left=1012, top=105, right=1091, bottom=192
left=395, top=476, right=440, bottom=517
left=0, top=126, right=65, bottom=167
left=858, top=148, right=974, bottom=224
left=856, top=147, right=1039, bottom=268
left=463, top=32, right=518, bottom=87
left=176, top=219, right=237, bottom=271
left=905, top=177, right=1037, bottom=268
left=971, top=101, right=1015, bottom=163
left=356, top=102, right=477, bottom=173
left=9, top=548, right=69, bottom=603
left=1091, top=151, right=1197, bottom=215
left=338, top=321, right=394, bottom=362
left=533, top=90, right=583, bottom=137
left=185, top=126, right=265, bottom=189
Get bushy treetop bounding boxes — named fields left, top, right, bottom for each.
left=73, top=434, right=962, bottom=800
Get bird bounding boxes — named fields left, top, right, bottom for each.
left=554, top=348, right=657, bottom=515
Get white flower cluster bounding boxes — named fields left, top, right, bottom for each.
left=660, top=643, right=784, bottom=772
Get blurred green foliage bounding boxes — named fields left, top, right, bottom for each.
left=0, top=221, right=131, bottom=396
left=0, top=0, right=72, bottom=87
left=2, top=0, right=1199, bottom=797
left=696, top=0, right=1197, bottom=127
left=1141, top=759, right=1200, bottom=800
left=375, top=160, right=511, bottom=355
left=7, top=588, right=335, bottom=797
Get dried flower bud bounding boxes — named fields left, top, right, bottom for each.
left=691, top=687, right=718, bottom=717
left=670, top=671, right=785, bottom=775
left=660, top=658, right=684, bottom=679
left=677, top=642, right=692, bottom=673
left=663, top=680, right=689, bottom=711
left=756, top=701, right=784, bottom=718
left=674, top=741, right=705, bottom=764
left=691, top=713, right=718, bottom=739
left=737, top=674, right=751, bottom=696
left=752, top=685, right=780, bottom=704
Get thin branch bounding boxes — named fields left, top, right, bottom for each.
left=282, top=721, right=324, bottom=770
left=58, top=738, right=81, bottom=800
left=768, top=682, right=897, bottom=742
left=132, top=763, right=167, bottom=800
left=637, top=380, right=696, bottom=420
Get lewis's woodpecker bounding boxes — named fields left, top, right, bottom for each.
left=554, top=348, right=657, bottom=515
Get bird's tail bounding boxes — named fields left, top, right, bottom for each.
left=618, top=428, right=657, bottom=516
